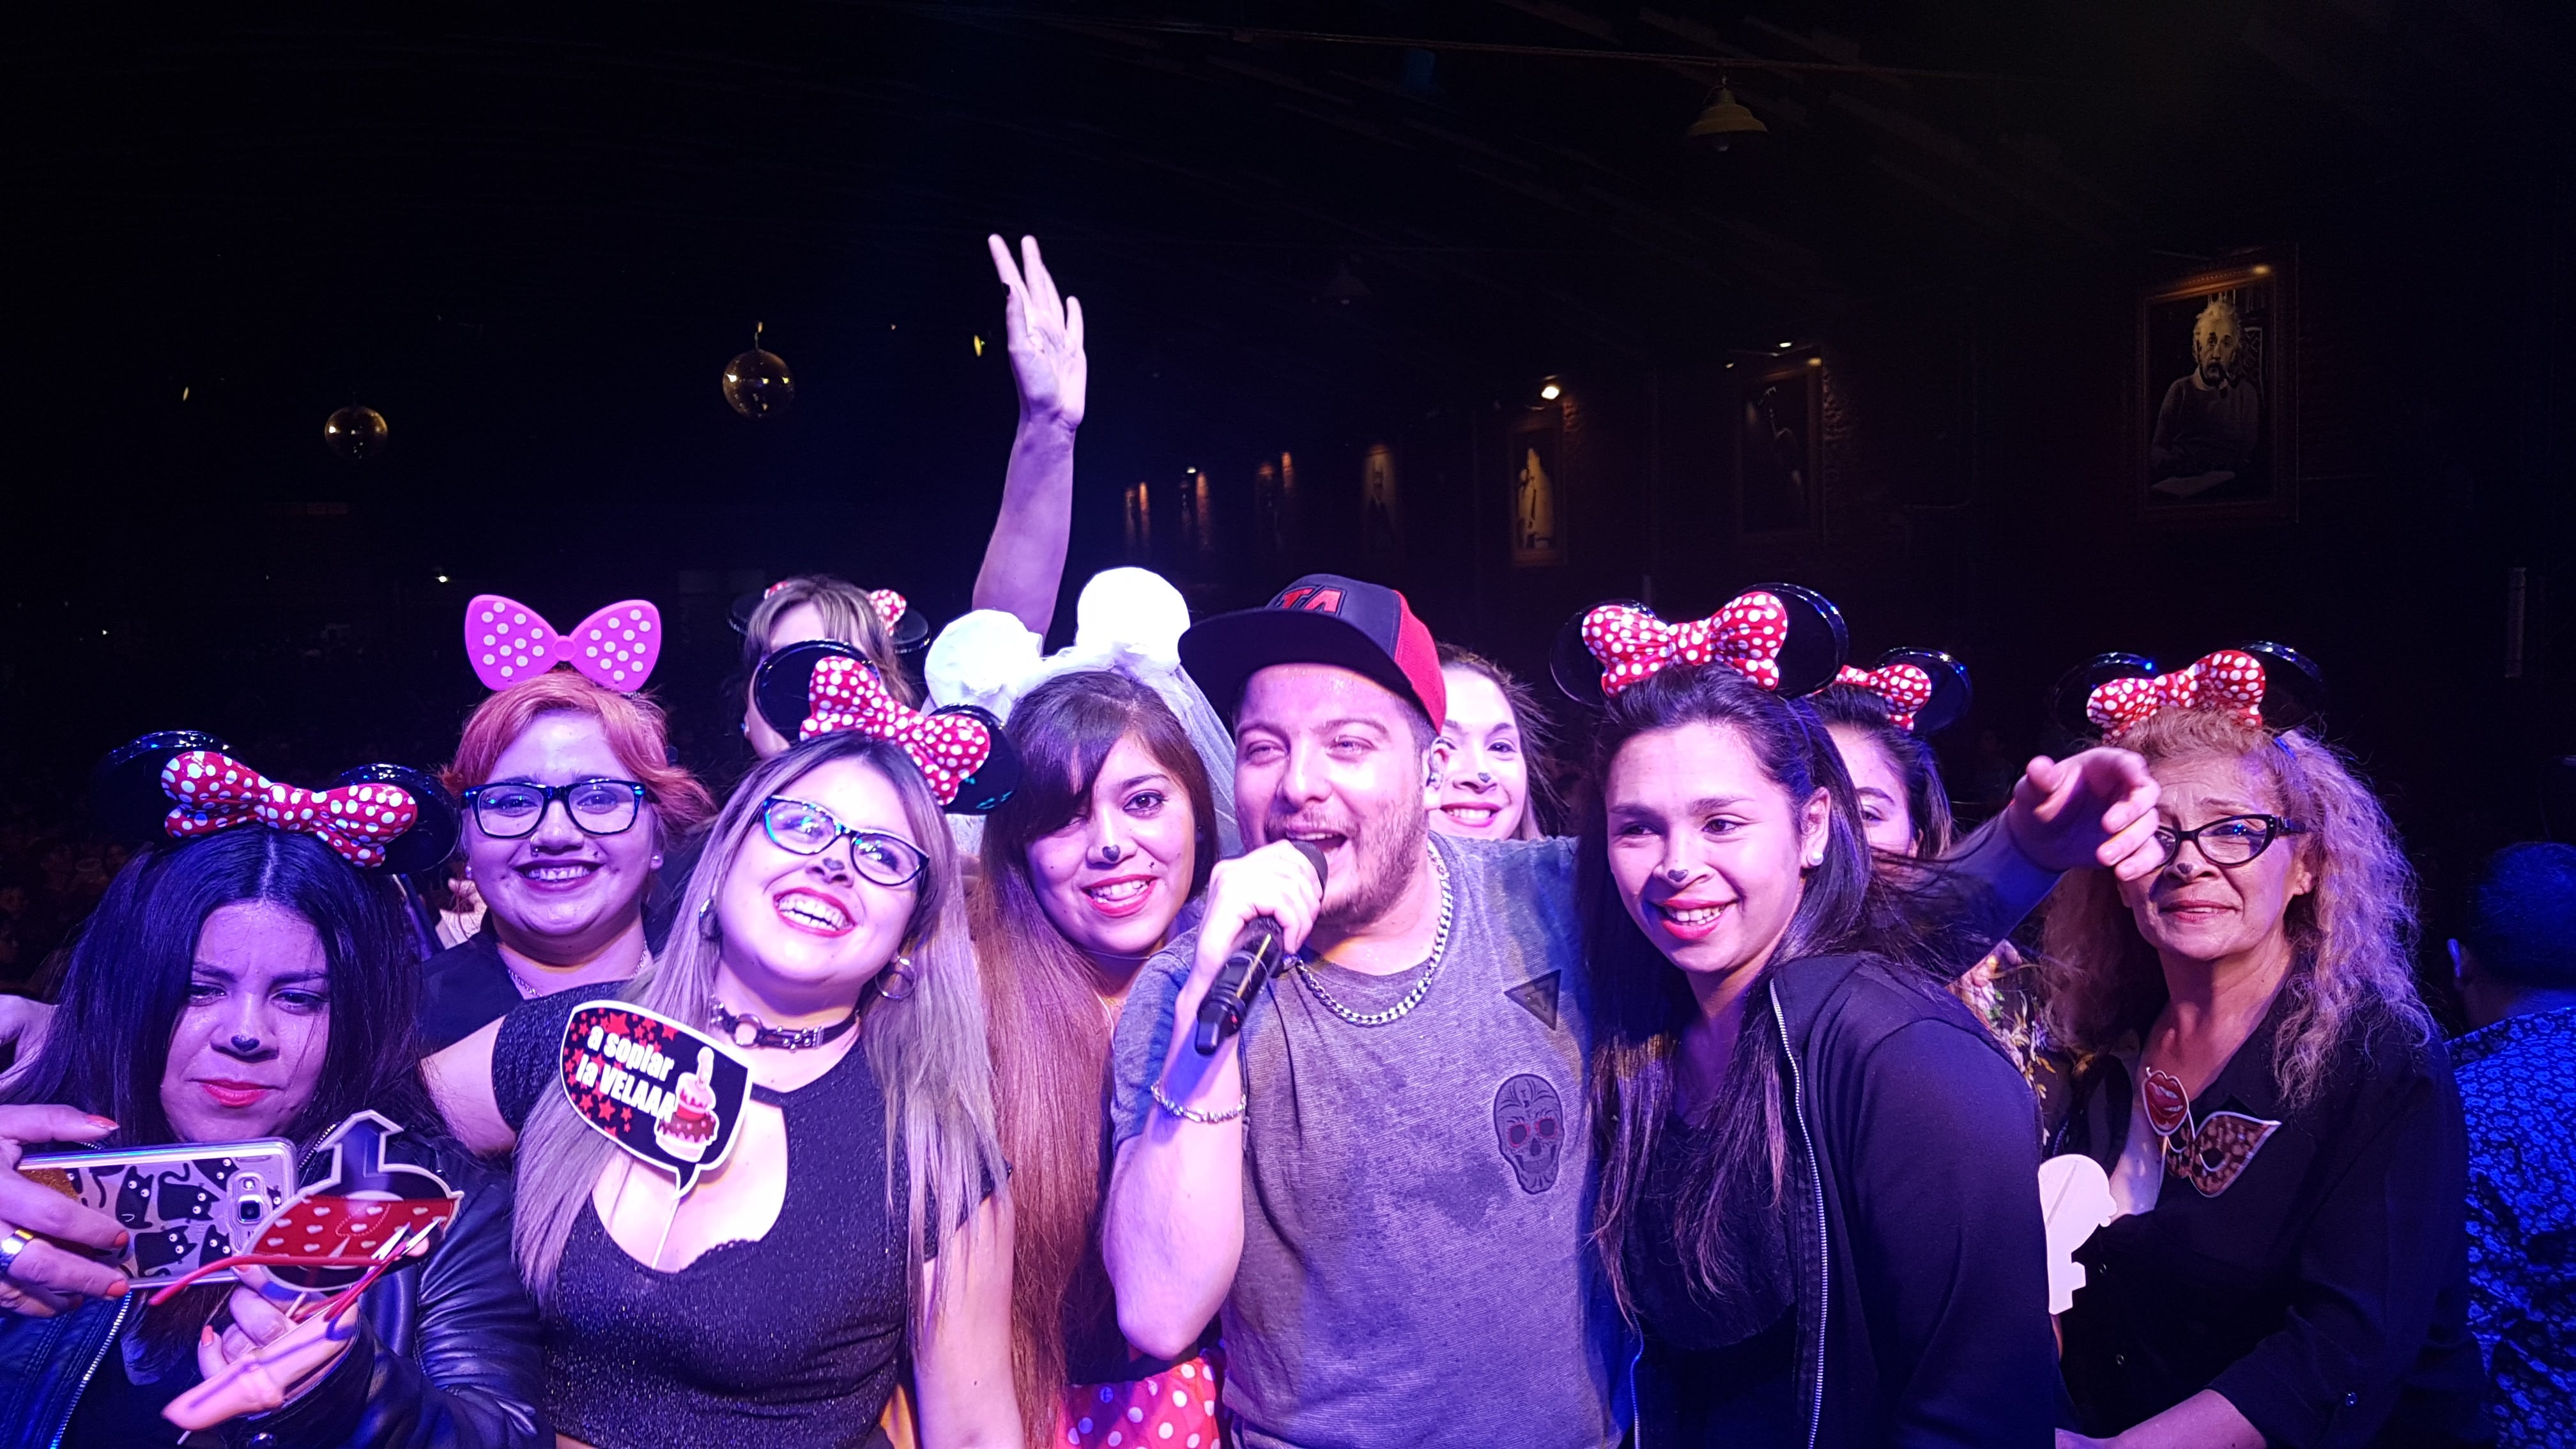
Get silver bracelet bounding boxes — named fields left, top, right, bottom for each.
left=1151, top=1081, right=1247, bottom=1124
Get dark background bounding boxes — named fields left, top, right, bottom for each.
left=4, top=2, right=2571, bottom=1006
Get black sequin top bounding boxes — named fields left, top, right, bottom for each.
left=495, top=989, right=907, bottom=1449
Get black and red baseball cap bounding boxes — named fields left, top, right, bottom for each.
left=1180, top=574, right=1447, bottom=726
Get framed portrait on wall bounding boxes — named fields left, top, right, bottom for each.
left=1736, top=356, right=1823, bottom=537
left=1508, top=409, right=1564, bottom=567
left=2137, top=253, right=2296, bottom=521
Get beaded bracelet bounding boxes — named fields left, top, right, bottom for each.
left=1151, top=1081, right=1248, bottom=1124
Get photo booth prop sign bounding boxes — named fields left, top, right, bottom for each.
left=560, top=1002, right=752, bottom=1193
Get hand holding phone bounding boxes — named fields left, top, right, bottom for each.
left=0, top=1104, right=135, bottom=1316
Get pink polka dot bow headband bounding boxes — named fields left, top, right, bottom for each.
left=464, top=595, right=662, bottom=692
left=752, top=641, right=1022, bottom=814
left=91, top=732, right=461, bottom=873
left=2051, top=642, right=2325, bottom=742
left=1552, top=584, right=1849, bottom=707
left=1832, top=649, right=1974, bottom=735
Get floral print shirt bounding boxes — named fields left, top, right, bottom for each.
left=2455, top=1005, right=2576, bottom=1448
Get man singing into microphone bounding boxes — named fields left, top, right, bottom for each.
left=1103, top=574, right=2158, bottom=1449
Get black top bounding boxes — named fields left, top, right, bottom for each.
left=493, top=988, right=908, bottom=1449
left=2055, top=988, right=2492, bottom=1448
left=62, top=1330, right=195, bottom=1447
left=418, top=928, right=524, bottom=1055
left=1627, top=953, right=2058, bottom=1449
left=1621, top=1116, right=1800, bottom=1446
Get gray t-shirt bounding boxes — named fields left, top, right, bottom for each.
left=1108, top=833, right=1621, bottom=1449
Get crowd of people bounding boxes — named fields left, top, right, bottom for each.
left=0, top=236, right=2566, bottom=1449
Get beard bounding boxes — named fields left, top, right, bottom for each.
left=1264, top=797, right=1431, bottom=938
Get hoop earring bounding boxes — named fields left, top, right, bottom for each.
left=877, top=954, right=916, bottom=1002
left=697, top=896, right=721, bottom=941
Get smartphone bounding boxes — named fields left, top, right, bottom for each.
left=18, top=1139, right=297, bottom=1287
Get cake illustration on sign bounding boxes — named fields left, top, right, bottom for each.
left=655, top=1046, right=721, bottom=1163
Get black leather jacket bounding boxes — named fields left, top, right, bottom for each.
left=0, top=1151, right=544, bottom=1449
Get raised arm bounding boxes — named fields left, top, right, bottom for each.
left=970, top=233, right=1087, bottom=636
left=1103, top=844, right=1319, bottom=1360
left=1926, top=746, right=2164, bottom=965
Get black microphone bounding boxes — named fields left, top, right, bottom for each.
left=1193, top=841, right=1328, bottom=1055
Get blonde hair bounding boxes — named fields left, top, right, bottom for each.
left=2037, top=711, right=2431, bottom=1108
left=509, top=733, right=1002, bottom=1320
left=743, top=575, right=919, bottom=707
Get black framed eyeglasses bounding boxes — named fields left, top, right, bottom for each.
left=462, top=779, right=650, bottom=839
left=758, top=796, right=928, bottom=888
left=2152, top=813, right=2306, bottom=868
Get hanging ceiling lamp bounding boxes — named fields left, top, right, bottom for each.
left=322, top=404, right=388, bottom=461
left=1687, top=86, right=1768, bottom=151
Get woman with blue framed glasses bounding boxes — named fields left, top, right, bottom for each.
left=425, top=730, right=1017, bottom=1449
left=2039, top=703, right=2487, bottom=1447
left=418, top=673, right=717, bottom=1053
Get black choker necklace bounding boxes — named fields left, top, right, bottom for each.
left=708, top=1000, right=861, bottom=1050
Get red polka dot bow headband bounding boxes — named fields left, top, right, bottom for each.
left=1830, top=649, right=1974, bottom=735
left=1552, top=584, right=1849, bottom=707
left=752, top=641, right=1022, bottom=813
left=464, top=595, right=662, bottom=693
left=739, top=579, right=931, bottom=652
left=91, top=733, right=462, bottom=873
left=2051, top=642, right=2325, bottom=742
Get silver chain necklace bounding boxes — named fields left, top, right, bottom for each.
left=1291, top=843, right=1453, bottom=1027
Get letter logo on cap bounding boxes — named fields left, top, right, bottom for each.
left=1276, top=586, right=1345, bottom=615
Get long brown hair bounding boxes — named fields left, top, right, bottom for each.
left=1436, top=643, right=1563, bottom=838
left=2037, top=710, right=2432, bottom=1108
left=973, top=670, right=1216, bottom=1429
left=741, top=574, right=919, bottom=707
left=511, top=733, right=1003, bottom=1321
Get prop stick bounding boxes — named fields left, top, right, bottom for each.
left=160, top=1229, right=433, bottom=1432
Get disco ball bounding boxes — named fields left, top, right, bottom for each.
left=723, top=345, right=795, bottom=420
left=323, top=405, right=389, bottom=461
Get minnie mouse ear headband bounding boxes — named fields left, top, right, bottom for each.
left=753, top=641, right=1021, bottom=813
left=1833, top=649, right=1973, bottom=735
left=464, top=595, right=662, bottom=692
left=927, top=567, right=1194, bottom=721
left=1551, top=585, right=1848, bottom=709
left=727, top=579, right=929, bottom=654
left=93, top=732, right=461, bottom=873
left=2048, top=642, right=2326, bottom=742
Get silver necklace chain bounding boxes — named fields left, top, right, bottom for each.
left=1291, top=843, right=1454, bottom=1027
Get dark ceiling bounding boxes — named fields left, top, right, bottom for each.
left=3, top=0, right=2569, bottom=818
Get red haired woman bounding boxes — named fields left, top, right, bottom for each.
left=418, top=672, right=716, bottom=1052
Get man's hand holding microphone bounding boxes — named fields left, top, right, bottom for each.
left=1154, top=841, right=1328, bottom=1124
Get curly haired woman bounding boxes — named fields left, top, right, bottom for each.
left=2043, top=709, right=2488, bottom=1448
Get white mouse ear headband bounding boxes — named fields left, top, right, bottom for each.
left=464, top=595, right=662, bottom=692
left=925, top=567, right=1195, bottom=721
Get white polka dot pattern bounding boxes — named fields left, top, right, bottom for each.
left=866, top=589, right=907, bottom=627
left=2086, top=648, right=2267, bottom=739
left=463, top=594, right=661, bottom=693
left=800, top=655, right=992, bottom=806
left=1835, top=662, right=1936, bottom=732
left=158, top=751, right=419, bottom=866
left=1583, top=592, right=1790, bottom=696
left=1057, top=1349, right=1225, bottom=1449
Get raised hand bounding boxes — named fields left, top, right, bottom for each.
left=988, top=233, right=1086, bottom=431
left=2004, top=747, right=2164, bottom=881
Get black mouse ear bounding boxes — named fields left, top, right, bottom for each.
left=2049, top=653, right=2158, bottom=739
left=753, top=639, right=866, bottom=742
left=884, top=604, right=930, bottom=654
left=1547, top=599, right=1641, bottom=710
left=1747, top=583, right=1850, bottom=698
left=930, top=704, right=1021, bottom=815
left=2234, top=640, right=2327, bottom=733
left=1875, top=648, right=1975, bottom=735
left=332, top=763, right=462, bottom=874
left=92, top=731, right=231, bottom=844
left=727, top=588, right=765, bottom=636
